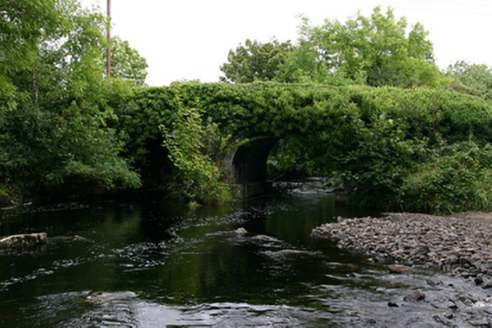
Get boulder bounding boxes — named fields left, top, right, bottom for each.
left=233, top=227, right=247, bottom=234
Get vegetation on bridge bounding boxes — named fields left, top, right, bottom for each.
left=112, top=82, right=491, bottom=212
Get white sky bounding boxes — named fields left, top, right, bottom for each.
left=80, top=0, right=492, bottom=86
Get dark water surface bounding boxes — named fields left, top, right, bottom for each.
left=0, top=191, right=490, bottom=327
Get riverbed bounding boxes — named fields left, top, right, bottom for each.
left=0, top=188, right=491, bottom=327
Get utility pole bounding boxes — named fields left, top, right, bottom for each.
left=106, top=0, right=111, bottom=77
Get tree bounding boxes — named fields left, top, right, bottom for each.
left=220, top=39, right=295, bottom=83
left=0, top=0, right=140, bottom=202
left=285, top=7, right=443, bottom=88
left=102, top=36, right=148, bottom=86
left=447, top=61, right=492, bottom=102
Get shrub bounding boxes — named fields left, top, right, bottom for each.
left=400, top=141, right=492, bottom=213
left=159, top=97, right=233, bottom=204
left=340, top=113, right=425, bottom=209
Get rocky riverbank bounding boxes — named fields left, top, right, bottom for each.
left=311, top=212, right=492, bottom=283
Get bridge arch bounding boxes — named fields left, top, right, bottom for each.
left=222, top=136, right=278, bottom=198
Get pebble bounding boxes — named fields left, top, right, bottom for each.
left=389, top=264, right=413, bottom=274
left=404, top=290, right=426, bottom=302
left=311, top=213, right=492, bottom=281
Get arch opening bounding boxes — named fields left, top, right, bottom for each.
left=228, top=137, right=278, bottom=198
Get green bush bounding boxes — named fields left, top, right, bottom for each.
left=400, top=141, right=492, bottom=213
left=340, top=113, right=425, bottom=209
left=159, top=97, right=233, bottom=204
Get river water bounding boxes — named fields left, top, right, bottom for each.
left=0, top=185, right=490, bottom=327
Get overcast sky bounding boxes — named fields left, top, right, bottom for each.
left=79, top=0, right=492, bottom=86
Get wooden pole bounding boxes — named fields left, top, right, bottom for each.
left=106, top=0, right=111, bottom=77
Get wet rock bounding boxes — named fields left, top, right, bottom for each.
left=374, top=256, right=387, bottom=263
left=252, top=234, right=278, bottom=242
left=346, top=245, right=364, bottom=256
left=433, top=314, right=452, bottom=326
left=72, top=235, right=91, bottom=242
left=475, top=276, right=485, bottom=286
left=426, top=279, right=441, bottom=286
left=389, top=264, right=413, bottom=274
left=376, top=245, right=387, bottom=253
left=404, top=290, right=426, bottom=302
left=444, top=313, right=454, bottom=319
left=468, top=320, right=491, bottom=327
left=233, top=227, right=247, bottom=234
left=460, top=257, right=472, bottom=266
left=446, top=255, right=459, bottom=265
left=446, top=300, right=459, bottom=309
left=412, top=245, right=430, bottom=256
left=0, top=232, right=47, bottom=249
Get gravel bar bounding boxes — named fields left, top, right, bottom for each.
left=312, top=212, right=492, bottom=281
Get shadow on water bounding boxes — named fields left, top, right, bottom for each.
left=0, top=191, right=491, bottom=327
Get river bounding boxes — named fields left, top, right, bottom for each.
left=0, top=183, right=490, bottom=327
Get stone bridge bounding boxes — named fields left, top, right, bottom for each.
left=120, top=82, right=490, bottom=199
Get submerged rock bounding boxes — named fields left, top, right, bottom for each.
left=83, top=291, right=138, bottom=304
left=71, top=235, right=92, bottom=242
left=270, top=249, right=312, bottom=256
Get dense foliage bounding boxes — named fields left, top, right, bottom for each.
left=220, top=39, right=295, bottom=83
left=100, top=36, right=148, bottom=86
left=447, top=61, right=492, bottom=103
left=292, top=7, right=441, bottom=87
left=220, top=7, right=443, bottom=88
left=0, top=0, right=141, bottom=202
left=115, top=82, right=492, bottom=212
left=401, top=141, right=491, bottom=213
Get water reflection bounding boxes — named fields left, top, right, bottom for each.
left=0, top=194, right=491, bottom=327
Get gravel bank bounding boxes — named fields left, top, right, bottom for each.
left=312, top=212, right=492, bottom=282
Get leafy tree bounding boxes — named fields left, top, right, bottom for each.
left=285, top=7, right=443, bottom=88
left=0, top=0, right=140, bottom=202
left=220, top=39, right=296, bottom=83
left=447, top=61, right=492, bottom=102
left=102, top=36, right=148, bottom=86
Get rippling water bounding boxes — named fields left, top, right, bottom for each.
left=0, top=189, right=490, bottom=327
